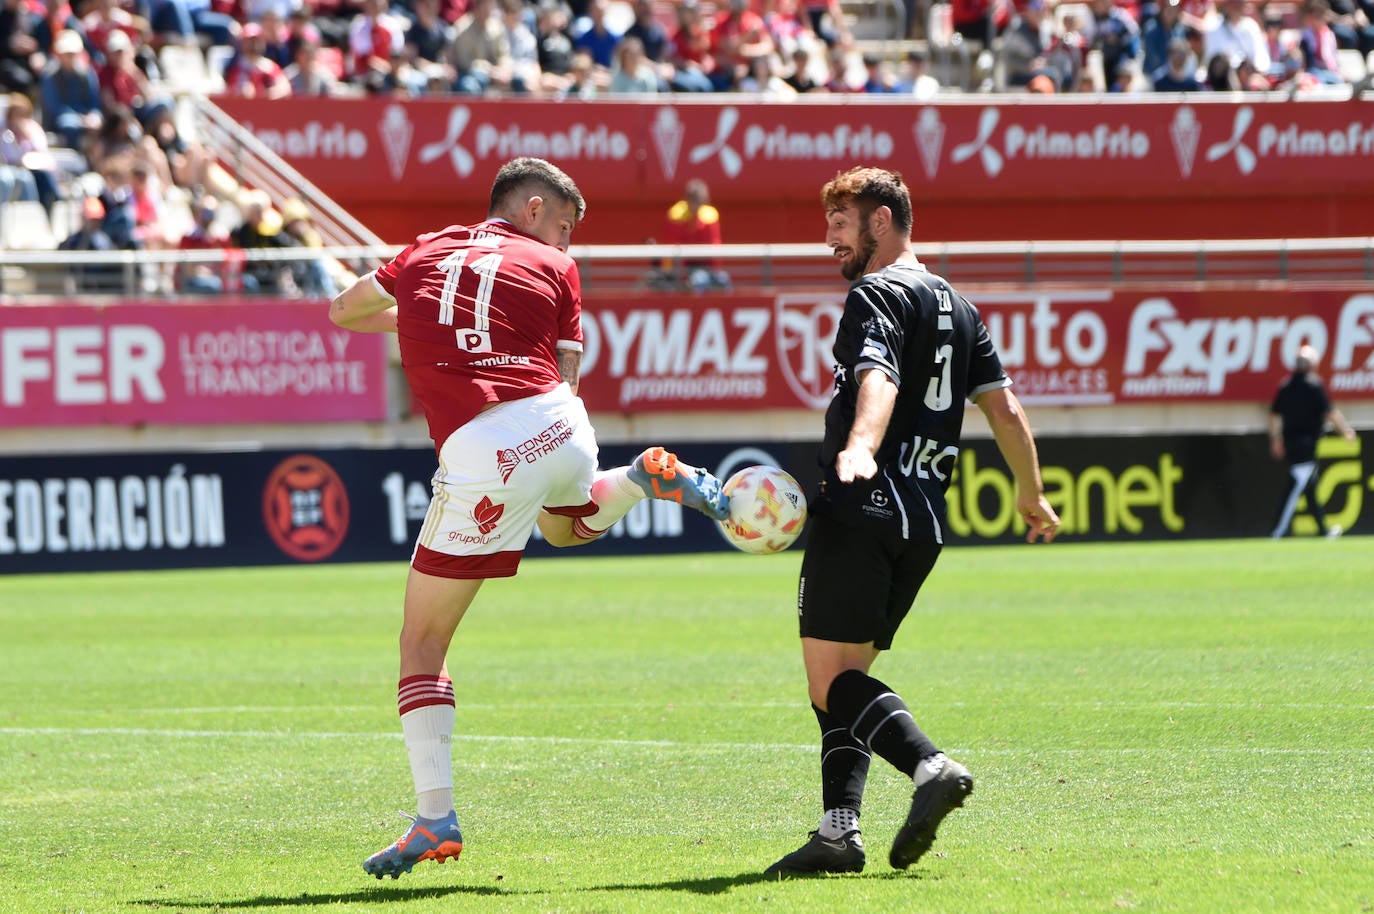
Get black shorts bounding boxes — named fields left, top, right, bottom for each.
left=797, top=507, right=942, bottom=651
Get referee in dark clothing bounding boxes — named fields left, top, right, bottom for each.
left=1269, top=344, right=1356, bottom=538
left=765, top=167, right=1060, bottom=878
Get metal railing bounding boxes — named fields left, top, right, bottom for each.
left=3, top=237, right=1373, bottom=299
left=189, top=97, right=386, bottom=250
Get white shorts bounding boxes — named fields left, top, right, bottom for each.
left=411, top=385, right=598, bottom=579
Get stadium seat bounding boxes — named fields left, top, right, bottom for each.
left=205, top=44, right=234, bottom=93
left=1336, top=48, right=1366, bottom=83
left=159, top=44, right=212, bottom=94
left=0, top=200, right=57, bottom=250
left=926, top=3, right=971, bottom=88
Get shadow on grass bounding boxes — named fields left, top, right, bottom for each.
left=130, top=867, right=900, bottom=908
left=583, top=871, right=774, bottom=895
left=128, top=885, right=508, bottom=908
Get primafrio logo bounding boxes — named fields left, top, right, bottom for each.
left=950, top=107, right=1149, bottom=177
left=1204, top=106, right=1258, bottom=175
left=418, top=106, right=475, bottom=177
left=377, top=103, right=414, bottom=181
left=951, top=108, right=1006, bottom=177
left=688, top=107, right=744, bottom=177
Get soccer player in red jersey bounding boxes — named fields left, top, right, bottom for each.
left=329, top=157, right=729, bottom=879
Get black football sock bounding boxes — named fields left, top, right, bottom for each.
left=826, top=669, right=937, bottom=779
left=814, top=702, right=870, bottom=815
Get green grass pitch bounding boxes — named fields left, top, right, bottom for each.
left=1, top=539, right=1371, bottom=914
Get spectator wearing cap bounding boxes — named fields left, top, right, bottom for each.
left=1204, top=0, right=1270, bottom=73
left=177, top=193, right=237, bottom=294
left=230, top=189, right=296, bottom=294
left=223, top=22, right=292, bottom=97
left=1151, top=34, right=1205, bottom=87
left=1142, top=0, right=1190, bottom=74
left=1000, top=0, right=1052, bottom=88
left=280, top=196, right=343, bottom=296
left=59, top=195, right=121, bottom=290
left=39, top=29, right=103, bottom=152
left=97, top=30, right=168, bottom=126
left=80, top=0, right=146, bottom=63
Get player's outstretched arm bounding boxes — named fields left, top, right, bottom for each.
left=976, top=387, right=1060, bottom=543
left=836, top=368, right=897, bottom=483
left=329, top=272, right=399, bottom=334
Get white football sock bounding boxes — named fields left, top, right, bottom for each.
left=575, top=467, right=646, bottom=536
left=817, top=807, right=860, bottom=839
left=915, top=752, right=948, bottom=786
left=401, top=703, right=455, bottom=819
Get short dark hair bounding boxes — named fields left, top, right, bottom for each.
left=489, top=157, right=586, bottom=221
left=821, top=167, right=913, bottom=235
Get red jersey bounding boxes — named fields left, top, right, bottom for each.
left=374, top=219, right=583, bottom=450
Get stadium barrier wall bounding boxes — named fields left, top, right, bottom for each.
left=2, top=433, right=1368, bottom=573
left=2, top=286, right=1372, bottom=432
left=211, top=95, right=1374, bottom=245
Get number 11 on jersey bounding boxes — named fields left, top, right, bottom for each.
left=438, top=249, right=504, bottom=353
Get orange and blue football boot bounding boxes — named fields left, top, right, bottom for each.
left=363, top=811, right=463, bottom=879
left=628, top=446, right=729, bottom=520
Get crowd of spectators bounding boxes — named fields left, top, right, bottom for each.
left=979, top=0, right=1372, bottom=92
left=0, top=0, right=1371, bottom=291
left=1, top=0, right=357, bottom=291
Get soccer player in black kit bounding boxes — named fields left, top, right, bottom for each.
left=765, top=167, right=1061, bottom=877
left=1269, top=343, right=1356, bottom=538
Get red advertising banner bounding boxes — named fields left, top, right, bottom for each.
left=574, top=287, right=1374, bottom=411
left=0, top=300, right=389, bottom=426
left=216, top=96, right=1374, bottom=205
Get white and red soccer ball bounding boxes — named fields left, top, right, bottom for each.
left=717, top=466, right=807, bottom=555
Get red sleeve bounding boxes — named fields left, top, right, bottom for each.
left=557, top=261, right=583, bottom=350
left=373, top=240, right=417, bottom=299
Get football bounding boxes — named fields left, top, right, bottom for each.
left=717, top=466, right=808, bottom=554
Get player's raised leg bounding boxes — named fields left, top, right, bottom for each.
left=363, top=568, right=476, bottom=879
left=546, top=447, right=728, bottom=543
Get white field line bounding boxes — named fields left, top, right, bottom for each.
left=25, top=700, right=1374, bottom=715
left=2, top=727, right=1373, bottom=756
